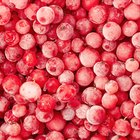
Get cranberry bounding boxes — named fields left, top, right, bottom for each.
left=37, top=94, right=56, bottom=112
left=0, top=0, right=139, bottom=139
left=36, top=6, right=55, bottom=25
left=2, top=74, right=21, bottom=95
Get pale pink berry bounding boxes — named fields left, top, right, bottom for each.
left=76, top=104, right=89, bottom=119
left=19, top=81, right=42, bottom=102
left=86, top=105, right=106, bottom=125
left=42, top=41, right=58, bottom=58
left=122, top=21, right=138, bottom=37
left=66, top=0, right=80, bottom=10
left=46, top=131, right=64, bottom=140
left=134, top=103, right=140, bottom=119
left=130, top=85, right=140, bottom=104
left=76, top=67, right=94, bottom=86
left=50, top=5, right=64, bottom=24
left=105, top=80, right=119, bottom=94
left=101, top=93, right=118, bottom=109
left=124, top=3, right=140, bottom=20
left=113, top=119, right=131, bottom=136
left=103, top=21, right=121, bottom=41
left=33, top=20, right=50, bottom=35
left=19, top=33, right=36, bottom=50
left=113, top=0, right=131, bottom=9
left=93, top=61, right=110, bottom=77
left=116, top=42, right=134, bottom=61
left=46, top=57, right=64, bottom=76
left=94, top=76, right=109, bottom=90
left=9, top=0, right=28, bottom=9
left=125, top=58, right=139, bottom=72
left=36, top=6, right=55, bottom=25
left=0, top=5, right=11, bottom=25
left=24, top=4, right=39, bottom=21
left=116, top=75, right=133, bottom=92
left=82, top=87, right=102, bottom=105
left=85, top=32, right=102, bottom=48
left=15, top=19, right=31, bottom=34
left=132, top=32, right=140, bottom=48
left=79, top=47, right=100, bottom=67
left=89, top=5, right=107, bottom=24
left=61, top=107, right=75, bottom=121
left=132, top=69, right=140, bottom=84
left=56, top=23, right=74, bottom=41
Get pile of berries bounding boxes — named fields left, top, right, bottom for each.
left=0, top=0, right=140, bottom=139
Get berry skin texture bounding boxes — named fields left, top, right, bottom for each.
left=76, top=18, right=93, bottom=35
left=36, top=6, right=55, bottom=25
left=44, top=77, right=60, bottom=93
left=107, top=7, right=124, bottom=24
left=66, top=0, right=80, bottom=11
left=15, top=19, right=31, bottom=34
left=9, top=0, right=28, bottom=9
left=124, top=3, right=140, bottom=21
left=89, top=5, right=107, bottom=25
left=19, top=81, right=42, bottom=102
left=5, top=45, right=24, bottom=62
left=56, top=84, right=77, bottom=103
left=46, top=112, right=66, bottom=131
left=111, top=61, right=126, bottom=77
left=116, top=75, right=133, bottom=92
left=46, top=131, right=64, bottom=140
left=1, top=122, right=21, bottom=136
left=132, top=69, right=140, bottom=84
left=19, top=33, right=36, bottom=50
left=37, top=94, right=56, bottom=112
left=82, top=87, right=102, bottom=105
left=56, top=23, right=74, bottom=41
left=116, top=42, right=134, bottom=62
left=79, top=47, right=100, bottom=67
left=113, top=0, right=131, bottom=9
left=2, top=74, right=21, bottom=95
left=76, top=67, right=94, bottom=86
left=113, top=119, right=131, bottom=136
left=46, top=57, right=64, bottom=76
left=94, top=76, right=109, bottom=90
left=93, top=61, right=110, bottom=77
left=105, top=80, right=119, bottom=94
left=24, top=4, right=39, bottom=21
left=120, top=100, right=134, bottom=119
left=0, top=5, right=11, bottom=25
left=33, top=20, right=50, bottom=35
left=0, top=96, right=9, bottom=112
left=131, top=117, right=140, bottom=130
left=125, top=58, right=139, bottom=72
left=134, top=103, right=140, bottom=120
left=122, top=21, right=138, bottom=37
left=130, top=85, right=140, bottom=104
left=50, top=5, right=64, bottom=24
left=82, top=0, right=99, bottom=10
left=42, top=41, right=58, bottom=58
left=86, top=105, right=106, bottom=125
left=0, top=0, right=140, bottom=139
left=85, top=32, right=102, bottom=48
left=132, top=32, right=140, bottom=48
left=101, top=93, right=118, bottom=109
left=103, top=21, right=121, bottom=41
left=63, top=52, right=80, bottom=71
left=23, top=115, right=39, bottom=132
left=12, top=104, right=27, bottom=118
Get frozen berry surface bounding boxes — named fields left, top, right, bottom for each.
left=0, top=0, right=140, bottom=139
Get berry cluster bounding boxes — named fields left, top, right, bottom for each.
left=0, top=0, right=140, bottom=140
